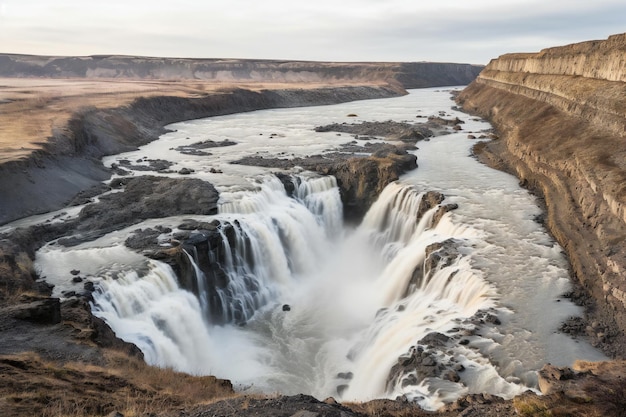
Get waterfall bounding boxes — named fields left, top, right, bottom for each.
left=180, top=175, right=343, bottom=324
left=292, top=175, right=343, bottom=238
left=33, top=88, right=607, bottom=411
left=337, top=183, right=505, bottom=409
left=89, top=175, right=511, bottom=406
left=91, top=261, right=216, bottom=372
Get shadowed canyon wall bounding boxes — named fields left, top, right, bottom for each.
left=457, top=33, right=626, bottom=357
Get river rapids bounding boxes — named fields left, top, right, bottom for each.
left=28, top=88, right=606, bottom=410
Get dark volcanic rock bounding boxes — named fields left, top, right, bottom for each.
left=233, top=144, right=417, bottom=221
left=9, top=297, right=61, bottom=325
left=125, top=226, right=173, bottom=251
left=74, top=176, right=219, bottom=239
left=315, top=120, right=434, bottom=143
left=175, top=139, right=237, bottom=155
left=117, top=158, right=173, bottom=172
left=187, top=393, right=363, bottom=417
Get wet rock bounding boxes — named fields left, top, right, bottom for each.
left=420, top=332, right=451, bottom=347
left=472, top=310, right=502, bottom=326
left=274, top=172, right=296, bottom=196
left=282, top=304, right=291, bottom=311
left=118, top=159, right=173, bottom=172
left=442, top=369, right=461, bottom=382
left=9, top=297, right=61, bottom=325
left=125, top=227, right=172, bottom=251
left=75, top=176, right=219, bottom=239
left=314, top=120, right=433, bottom=143
left=178, top=219, right=220, bottom=231
left=175, top=138, right=235, bottom=154
left=67, top=183, right=112, bottom=206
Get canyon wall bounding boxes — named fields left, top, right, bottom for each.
left=457, top=33, right=626, bottom=357
left=0, top=54, right=483, bottom=88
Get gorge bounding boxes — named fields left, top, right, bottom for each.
left=1, top=34, right=626, bottom=417
left=27, top=89, right=604, bottom=412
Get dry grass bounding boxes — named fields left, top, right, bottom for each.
left=0, top=77, right=377, bottom=164
left=513, top=396, right=552, bottom=417
left=0, top=350, right=236, bottom=417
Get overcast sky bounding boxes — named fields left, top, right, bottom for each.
left=0, top=0, right=624, bottom=64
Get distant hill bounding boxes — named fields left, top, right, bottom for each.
left=0, top=54, right=483, bottom=88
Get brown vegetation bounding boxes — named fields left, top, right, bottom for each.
left=0, top=351, right=235, bottom=417
left=0, top=78, right=375, bottom=164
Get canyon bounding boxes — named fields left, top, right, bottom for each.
left=1, top=33, right=626, bottom=416
left=457, top=33, right=626, bottom=358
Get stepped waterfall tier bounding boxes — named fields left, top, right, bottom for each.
left=27, top=88, right=607, bottom=411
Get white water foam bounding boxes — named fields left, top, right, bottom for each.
left=33, top=88, right=607, bottom=410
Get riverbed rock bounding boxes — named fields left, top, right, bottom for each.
left=74, top=176, right=219, bottom=239
left=386, top=333, right=457, bottom=392
left=232, top=145, right=417, bottom=221
left=315, top=120, right=434, bottom=142
left=175, top=139, right=236, bottom=155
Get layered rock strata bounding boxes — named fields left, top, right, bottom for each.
left=457, top=33, right=626, bottom=357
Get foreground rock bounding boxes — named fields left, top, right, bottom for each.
left=457, top=33, right=626, bottom=358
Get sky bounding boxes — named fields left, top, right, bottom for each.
left=0, top=0, right=624, bottom=65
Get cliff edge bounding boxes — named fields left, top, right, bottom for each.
left=457, top=33, right=626, bottom=357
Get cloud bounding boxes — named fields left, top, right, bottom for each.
left=0, top=0, right=624, bottom=63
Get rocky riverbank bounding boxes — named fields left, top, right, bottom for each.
left=0, top=84, right=404, bottom=225
left=0, top=57, right=487, bottom=416
left=3, top=45, right=625, bottom=416
left=457, top=33, right=626, bottom=359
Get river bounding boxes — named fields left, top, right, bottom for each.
left=30, top=87, right=606, bottom=410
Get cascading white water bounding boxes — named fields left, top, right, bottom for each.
left=31, top=88, right=608, bottom=410
left=84, top=177, right=537, bottom=409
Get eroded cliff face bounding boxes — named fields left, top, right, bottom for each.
left=457, top=33, right=626, bottom=357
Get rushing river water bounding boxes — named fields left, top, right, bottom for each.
left=30, top=88, right=606, bottom=410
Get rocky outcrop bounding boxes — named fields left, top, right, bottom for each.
left=327, top=148, right=418, bottom=220
left=74, top=176, right=219, bottom=237
left=231, top=116, right=469, bottom=222
left=457, top=33, right=626, bottom=357
left=0, top=54, right=483, bottom=89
